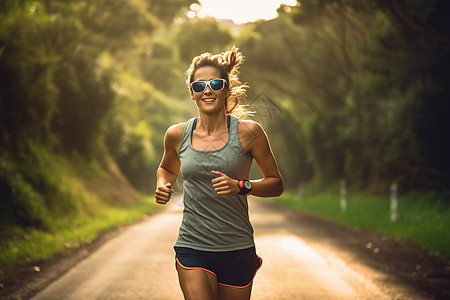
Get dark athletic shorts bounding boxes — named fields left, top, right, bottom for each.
left=174, top=246, right=262, bottom=288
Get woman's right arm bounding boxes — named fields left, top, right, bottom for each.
left=155, top=124, right=184, bottom=204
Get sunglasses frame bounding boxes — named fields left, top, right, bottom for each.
left=190, top=78, right=227, bottom=93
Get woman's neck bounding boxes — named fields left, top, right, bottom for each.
left=197, top=113, right=227, bottom=136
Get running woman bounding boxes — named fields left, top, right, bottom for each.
left=155, top=47, right=284, bottom=300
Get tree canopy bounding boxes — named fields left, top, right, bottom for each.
left=1, top=0, right=449, bottom=231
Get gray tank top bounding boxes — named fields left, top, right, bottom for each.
left=175, top=116, right=254, bottom=251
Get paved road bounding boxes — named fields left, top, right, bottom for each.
left=31, top=197, right=426, bottom=300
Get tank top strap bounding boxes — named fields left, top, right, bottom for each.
left=178, top=117, right=196, bottom=157
left=228, top=115, right=241, bottom=146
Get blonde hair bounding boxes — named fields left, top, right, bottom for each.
left=186, top=46, right=252, bottom=119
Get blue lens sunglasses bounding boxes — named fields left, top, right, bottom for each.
left=191, top=78, right=227, bottom=93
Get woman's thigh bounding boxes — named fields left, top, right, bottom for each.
left=176, top=261, right=218, bottom=300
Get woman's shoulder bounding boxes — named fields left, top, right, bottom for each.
left=237, top=119, right=268, bottom=152
left=238, top=119, right=260, bottom=126
left=238, top=119, right=265, bottom=137
left=165, top=122, right=186, bottom=144
left=167, top=122, right=186, bottom=133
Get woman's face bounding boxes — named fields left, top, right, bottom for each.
left=191, top=66, right=230, bottom=115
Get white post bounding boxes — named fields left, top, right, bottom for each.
left=390, top=183, right=398, bottom=222
left=298, top=182, right=305, bottom=201
left=340, top=179, right=347, bottom=211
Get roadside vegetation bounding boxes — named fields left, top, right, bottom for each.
left=0, top=142, right=159, bottom=270
left=264, top=187, right=450, bottom=262
left=0, top=195, right=157, bottom=270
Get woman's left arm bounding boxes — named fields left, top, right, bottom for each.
left=245, top=121, right=284, bottom=197
left=211, top=121, right=284, bottom=197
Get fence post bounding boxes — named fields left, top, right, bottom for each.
left=390, top=183, right=398, bottom=222
left=298, top=181, right=305, bottom=201
left=340, top=179, right=347, bottom=211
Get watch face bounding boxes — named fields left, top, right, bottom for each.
left=244, top=181, right=252, bottom=190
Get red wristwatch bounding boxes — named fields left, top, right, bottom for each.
left=238, top=180, right=252, bottom=195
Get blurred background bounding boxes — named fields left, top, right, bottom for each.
left=1, top=0, right=449, bottom=269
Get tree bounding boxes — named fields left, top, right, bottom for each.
left=0, top=0, right=197, bottom=230
left=174, top=17, right=233, bottom=64
left=238, top=0, right=450, bottom=191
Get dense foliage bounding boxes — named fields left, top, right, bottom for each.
left=239, top=0, right=450, bottom=191
left=0, top=0, right=197, bottom=231
left=0, top=0, right=449, bottom=236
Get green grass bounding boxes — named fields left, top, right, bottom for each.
left=265, top=189, right=450, bottom=261
left=0, top=195, right=158, bottom=270
left=0, top=142, right=161, bottom=271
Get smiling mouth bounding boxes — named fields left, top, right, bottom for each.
left=202, top=98, right=216, bottom=103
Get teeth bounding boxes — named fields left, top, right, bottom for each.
left=203, top=98, right=215, bottom=103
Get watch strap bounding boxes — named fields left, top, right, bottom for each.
left=238, top=180, right=252, bottom=195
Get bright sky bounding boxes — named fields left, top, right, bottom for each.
left=189, top=0, right=298, bottom=24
